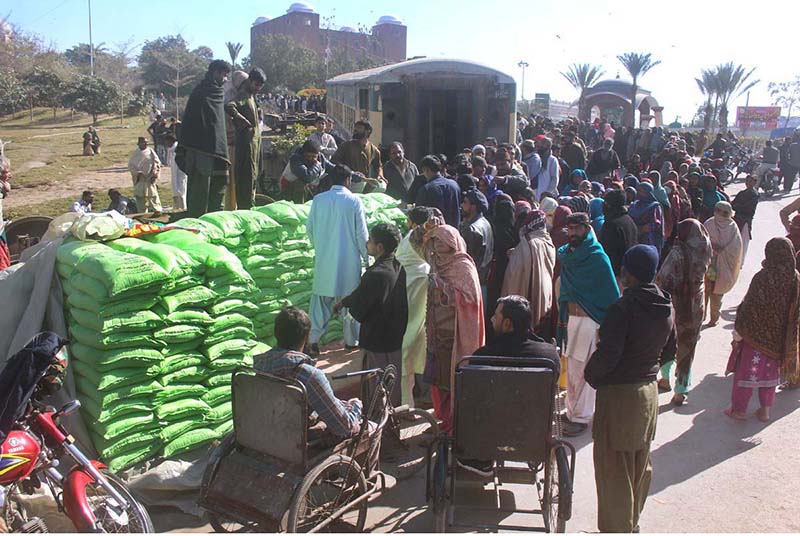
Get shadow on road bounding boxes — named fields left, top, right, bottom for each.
left=650, top=373, right=800, bottom=495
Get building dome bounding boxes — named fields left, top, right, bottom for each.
left=375, top=14, right=403, bottom=26
left=252, top=16, right=270, bottom=25
left=287, top=2, right=315, bottom=14
left=339, top=26, right=356, bottom=32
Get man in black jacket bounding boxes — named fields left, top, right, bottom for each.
left=457, top=295, right=560, bottom=478
left=336, top=223, right=408, bottom=407
left=599, top=189, right=639, bottom=287
left=584, top=245, right=676, bottom=533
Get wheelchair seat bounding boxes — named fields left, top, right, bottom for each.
left=453, top=355, right=560, bottom=465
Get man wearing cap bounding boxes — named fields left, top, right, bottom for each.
left=584, top=245, right=676, bottom=533
left=224, top=68, right=265, bottom=210
left=556, top=212, right=620, bottom=436
left=127, top=137, right=162, bottom=212
left=460, top=188, right=494, bottom=290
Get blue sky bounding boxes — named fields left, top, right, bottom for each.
left=6, top=0, right=800, bottom=123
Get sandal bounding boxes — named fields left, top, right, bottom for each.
left=657, top=379, right=671, bottom=393
left=671, top=393, right=686, bottom=406
left=724, top=408, right=746, bottom=421
left=755, top=408, right=770, bottom=423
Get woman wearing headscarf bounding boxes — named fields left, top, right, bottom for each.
left=589, top=197, right=605, bottom=237
left=539, top=196, right=559, bottom=231
left=502, top=210, right=557, bottom=339
left=623, top=174, right=640, bottom=190
left=578, top=180, right=594, bottom=198
left=697, top=174, right=726, bottom=223
left=561, top=169, right=587, bottom=196
left=662, top=179, right=686, bottom=244
left=568, top=195, right=590, bottom=216
left=656, top=219, right=713, bottom=405
left=725, top=238, right=799, bottom=421
left=624, top=186, right=637, bottom=205
left=647, top=170, right=671, bottom=211
left=396, top=207, right=432, bottom=407
left=550, top=205, right=572, bottom=250
left=411, top=214, right=485, bottom=432
left=628, top=182, right=664, bottom=254
left=513, top=200, right=532, bottom=237
left=590, top=181, right=606, bottom=197
left=787, top=214, right=800, bottom=259
left=703, top=201, right=743, bottom=326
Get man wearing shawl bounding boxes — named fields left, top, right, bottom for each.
left=397, top=208, right=432, bottom=407
left=502, top=210, right=556, bottom=339
left=656, top=219, right=713, bottom=405
left=629, top=182, right=664, bottom=254
left=600, top=190, right=638, bottom=284
left=224, top=68, right=265, bottom=210
left=585, top=245, right=676, bottom=533
left=557, top=213, right=620, bottom=435
left=731, top=175, right=759, bottom=265
left=726, top=238, right=799, bottom=421
left=703, top=202, right=743, bottom=326
left=178, top=60, right=232, bottom=217
left=411, top=213, right=485, bottom=433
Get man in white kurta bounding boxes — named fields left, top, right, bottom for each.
left=306, top=165, right=369, bottom=354
left=167, top=138, right=187, bottom=210
left=128, top=137, right=162, bottom=212
left=395, top=214, right=430, bottom=407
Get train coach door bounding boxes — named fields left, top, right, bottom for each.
left=419, top=89, right=472, bottom=159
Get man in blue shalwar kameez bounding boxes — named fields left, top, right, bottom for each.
left=306, top=164, right=369, bottom=355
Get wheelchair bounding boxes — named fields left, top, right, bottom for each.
left=426, top=349, right=576, bottom=533
left=198, top=365, right=397, bottom=533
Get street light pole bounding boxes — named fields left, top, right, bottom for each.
left=517, top=60, right=529, bottom=102
left=88, top=0, right=94, bottom=76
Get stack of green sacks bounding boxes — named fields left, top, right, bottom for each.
left=56, top=240, right=172, bottom=472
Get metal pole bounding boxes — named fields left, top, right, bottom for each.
left=517, top=61, right=528, bottom=102
left=88, top=0, right=94, bottom=76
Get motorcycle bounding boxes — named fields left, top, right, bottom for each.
left=0, top=332, right=153, bottom=533
left=760, top=167, right=781, bottom=198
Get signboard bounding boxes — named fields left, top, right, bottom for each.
left=533, top=93, right=550, bottom=116
left=736, top=106, right=781, bottom=129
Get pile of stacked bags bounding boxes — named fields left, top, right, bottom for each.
left=55, top=194, right=407, bottom=472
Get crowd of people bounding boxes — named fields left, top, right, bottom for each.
left=263, top=107, right=800, bottom=532
left=262, top=92, right=326, bottom=115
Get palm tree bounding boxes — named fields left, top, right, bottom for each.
left=711, top=62, right=759, bottom=131
left=616, top=52, right=661, bottom=127
left=226, top=42, right=243, bottom=69
left=695, top=68, right=717, bottom=130
left=560, top=63, right=605, bottom=121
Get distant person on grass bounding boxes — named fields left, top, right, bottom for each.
left=82, top=126, right=100, bottom=156
left=177, top=59, right=232, bottom=217
left=107, top=189, right=137, bottom=215
left=70, top=190, right=94, bottom=215
left=128, top=137, right=162, bottom=213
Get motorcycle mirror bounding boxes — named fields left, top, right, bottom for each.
left=56, top=400, right=81, bottom=418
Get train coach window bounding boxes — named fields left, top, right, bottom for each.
left=359, top=89, right=369, bottom=110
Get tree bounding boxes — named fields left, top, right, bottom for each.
left=560, top=63, right=605, bottom=121
left=249, top=35, right=320, bottom=92
left=138, top=35, right=211, bottom=98
left=0, top=71, right=25, bottom=116
left=769, top=77, right=800, bottom=128
left=64, top=42, right=111, bottom=72
left=62, top=75, right=124, bottom=124
left=22, top=67, right=65, bottom=119
left=226, top=42, right=243, bottom=69
left=710, top=63, right=759, bottom=131
left=616, top=52, right=661, bottom=127
left=695, top=68, right=717, bottom=130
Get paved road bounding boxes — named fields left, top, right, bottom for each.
left=157, top=183, right=800, bottom=533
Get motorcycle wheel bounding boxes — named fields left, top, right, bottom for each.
left=83, top=469, right=154, bottom=533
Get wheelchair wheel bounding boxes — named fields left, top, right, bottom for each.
left=542, top=446, right=571, bottom=533
left=208, top=513, right=261, bottom=533
left=287, top=455, right=368, bottom=533
left=431, top=440, right=448, bottom=533
left=391, top=408, right=440, bottom=480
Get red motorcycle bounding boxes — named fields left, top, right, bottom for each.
left=0, top=332, right=153, bottom=532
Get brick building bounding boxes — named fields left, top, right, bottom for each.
left=250, top=3, right=407, bottom=64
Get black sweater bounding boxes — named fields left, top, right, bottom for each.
left=600, top=212, right=639, bottom=276
left=584, top=284, right=676, bottom=388
left=341, top=255, right=408, bottom=353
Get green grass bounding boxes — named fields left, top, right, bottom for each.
left=0, top=108, right=148, bottom=189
